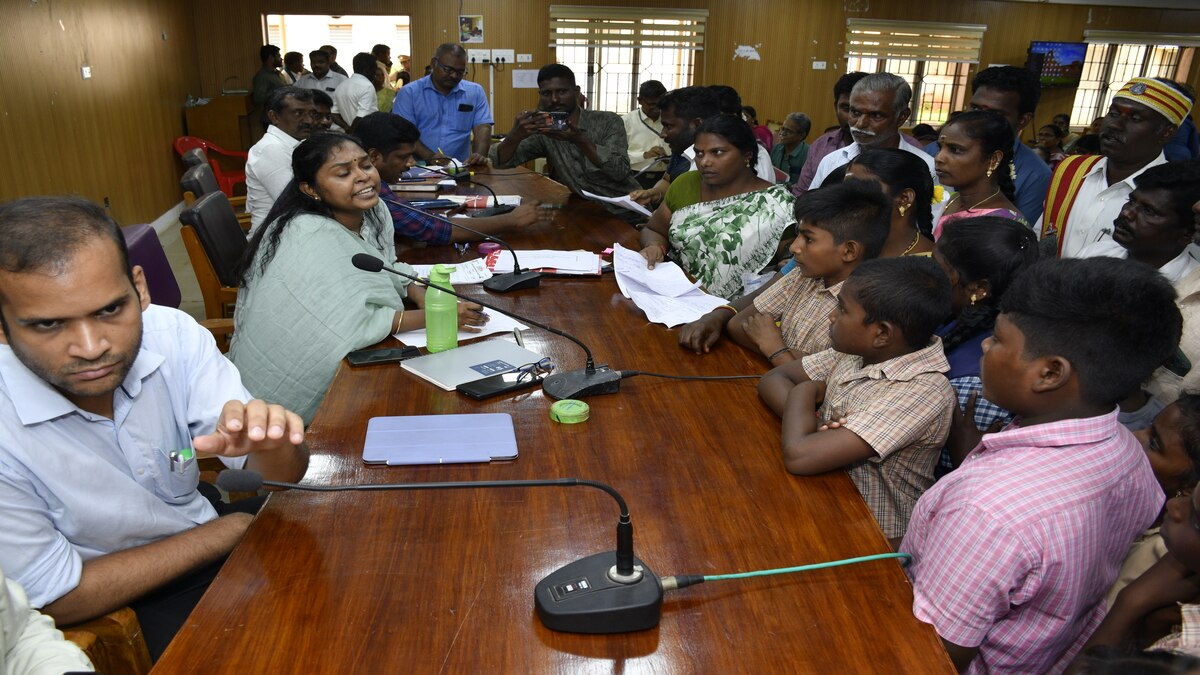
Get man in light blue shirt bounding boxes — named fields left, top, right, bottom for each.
left=924, top=66, right=1051, bottom=224
left=393, top=43, right=493, bottom=165
left=0, top=197, right=309, bottom=659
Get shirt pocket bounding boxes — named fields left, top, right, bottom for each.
left=155, top=447, right=201, bottom=501
left=451, top=108, right=476, bottom=133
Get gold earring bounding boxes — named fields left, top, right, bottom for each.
left=898, top=204, right=908, bottom=217
left=970, top=293, right=978, bottom=305
left=986, top=167, right=994, bottom=179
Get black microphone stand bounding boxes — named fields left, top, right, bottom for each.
left=380, top=195, right=541, bottom=293
left=352, top=253, right=624, bottom=399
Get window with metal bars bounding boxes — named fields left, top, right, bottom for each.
left=845, top=56, right=970, bottom=125
left=549, top=7, right=705, bottom=114
left=554, top=43, right=694, bottom=113
left=1069, top=43, right=1194, bottom=128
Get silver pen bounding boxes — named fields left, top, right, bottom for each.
left=514, top=327, right=524, bottom=348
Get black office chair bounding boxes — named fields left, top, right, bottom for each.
left=181, top=147, right=208, bottom=169
left=179, top=191, right=248, bottom=294
left=181, top=163, right=250, bottom=230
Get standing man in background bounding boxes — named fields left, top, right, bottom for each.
left=793, top=71, right=869, bottom=195
left=393, top=43, right=493, bottom=165
left=320, top=44, right=349, bottom=77
left=332, top=53, right=381, bottom=133
left=296, top=49, right=347, bottom=98
left=282, top=51, right=306, bottom=84
left=623, top=80, right=670, bottom=188
left=251, top=44, right=285, bottom=109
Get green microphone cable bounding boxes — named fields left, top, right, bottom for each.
left=660, top=552, right=912, bottom=591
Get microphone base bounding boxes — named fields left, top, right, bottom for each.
left=535, top=552, right=662, bottom=634
left=541, top=366, right=622, bottom=400
left=483, top=270, right=542, bottom=293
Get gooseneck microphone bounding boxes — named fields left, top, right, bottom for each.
left=352, top=253, right=624, bottom=399
left=417, top=164, right=512, bottom=215
left=216, top=469, right=662, bottom=633
left=380, top=195, right=541, bottom=293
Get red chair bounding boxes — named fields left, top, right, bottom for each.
left=173, top=136, right=248, bottom=198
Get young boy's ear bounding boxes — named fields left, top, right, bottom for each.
left=1030, top=355, right=1073, bottom=394
left=872, top=320, right=896, bottom=349
left=840, top=239, right=864, bottom=263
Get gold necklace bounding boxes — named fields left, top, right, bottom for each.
left=949, top=188, right=1001, bottom=213
left=902, top=229, right=921, bottom=255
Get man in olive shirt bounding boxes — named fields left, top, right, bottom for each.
left=491, top=64, right=640, bottom=221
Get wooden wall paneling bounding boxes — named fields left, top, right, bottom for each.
left=0, top=0, right=201, bottom=225
left=191, top=1, right=1200, bottom=144
left=706, top=1, right=1200, bottom=141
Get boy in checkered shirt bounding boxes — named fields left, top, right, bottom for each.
left=900, top=258, right=1175, bottom=673
left=758, top=256, right=956, bottom=543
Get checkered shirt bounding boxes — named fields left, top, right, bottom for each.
left=901, top=409, right=1164, bottom=674
left=801, top=338, right=955, bottom=539
left=938, top=376, right=1015, bottom=472
left=379, top=182, right=453, bottom=245
left=1150, top=603, right=1200, bottom=657
left=753, top=270, right=843, bottom=356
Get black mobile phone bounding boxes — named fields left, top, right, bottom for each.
left=456, top=371, right=542, bottom=400
left=547, top=111, right=569, bottom=131
left=346, top=346, right=422, bottom=366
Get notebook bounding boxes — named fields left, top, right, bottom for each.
left=401, top=339, right=544, bottom=390
left=362, top=413, right=518, bottom=465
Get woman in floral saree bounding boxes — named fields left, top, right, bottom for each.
left=638, top=115, right=794, bottom=300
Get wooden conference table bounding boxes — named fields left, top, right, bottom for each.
left=154, top=168, right=953, bottom=673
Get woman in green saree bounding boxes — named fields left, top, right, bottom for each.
left=638, top=114, right=795, bottom=300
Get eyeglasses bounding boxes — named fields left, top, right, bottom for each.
left=434, top=60, right=467, bottom=77
left=515, top=358, right=554, bottom=383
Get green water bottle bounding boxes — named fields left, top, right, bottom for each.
left=425, top=264, right=458, bottom=353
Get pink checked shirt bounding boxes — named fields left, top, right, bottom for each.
left=900, top=409, right=1163, bottom=674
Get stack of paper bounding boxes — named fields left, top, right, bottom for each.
left=410, top=259, right=493, bottom=285
left=484, top=249, right=602, bottom=276
left=612, top=243, right=727, bottom=327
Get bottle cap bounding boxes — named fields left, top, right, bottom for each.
left=549, top=399, right=590, bottom=424
left=478, top=242, right=501, bottom=256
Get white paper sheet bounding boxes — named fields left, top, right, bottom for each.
left=612, top=243, right=703, bottom=298
left=512, top=69, right=539, bottom=89
left=627, top=291, right=727, bottom=328
left=489, top=250, right=600, bottom=274
left=580, top=189, right=653, bottom=218
left=611, top=243, right=728, bottom=326
left=410, top=258, right=493, bottom=285
left=393, top=309, right=528, bottom=348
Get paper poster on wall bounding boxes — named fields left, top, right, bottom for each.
left=512, top=69, right=539, bottom=89
left=460, top=15, right=484, bottom=43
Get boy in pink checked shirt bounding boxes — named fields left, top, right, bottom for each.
left=900, top=257, right=1181, bottom=674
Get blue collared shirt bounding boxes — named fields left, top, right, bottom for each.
left=0, top=305, right=249, bottom=607
left=392, top=76, right=493, bottom=161
left=923, top=139, right=1051, bottom=224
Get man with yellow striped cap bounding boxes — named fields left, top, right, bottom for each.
left=1037, top=77, right=1193, bottom=258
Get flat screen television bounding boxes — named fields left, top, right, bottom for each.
left=1027, top=41, right=1087, bottom=88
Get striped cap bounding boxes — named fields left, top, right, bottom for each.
left=1113, top=78, right=1193, bottom=126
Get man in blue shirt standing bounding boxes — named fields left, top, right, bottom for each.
left=393, top=43, right=493, bottom=166
left=924, top=66, right=1051, bottom=224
